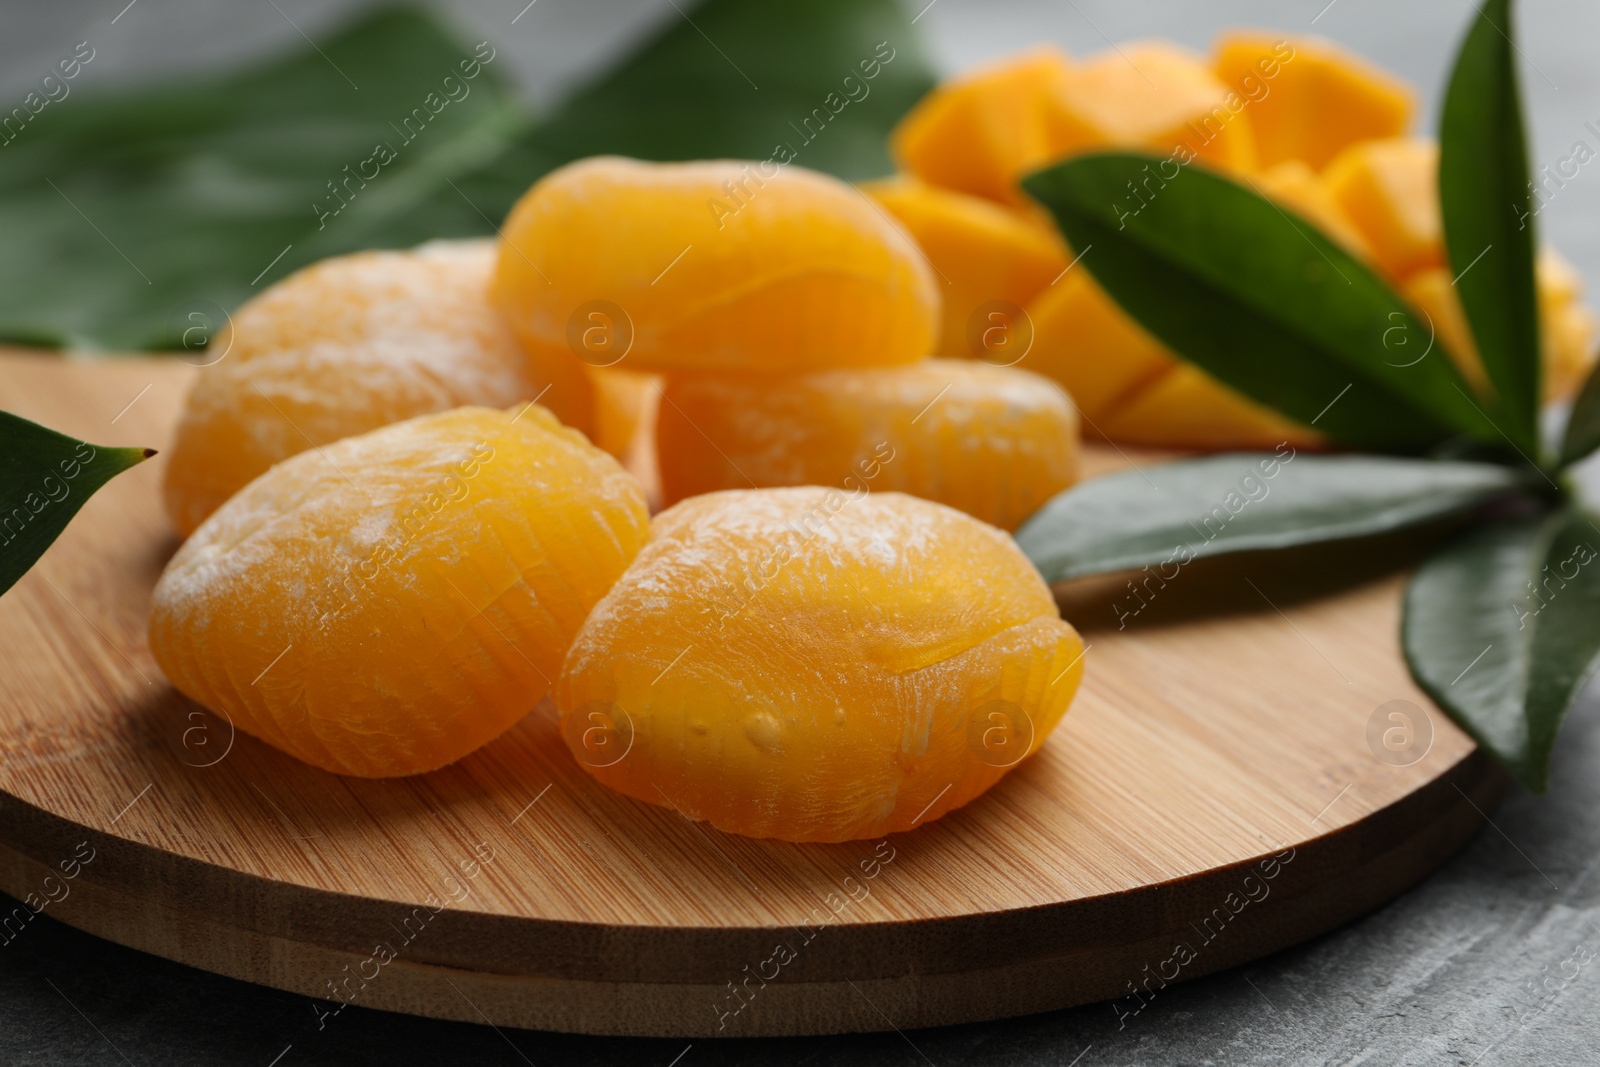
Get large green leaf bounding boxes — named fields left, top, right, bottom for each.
left=451, top=0, right=932, bottom=224
left=1404, top=508, right=1600, bottom=791
left=1439, top=0, right=1542, bottom=454
left=484, top=0, right=932, bottom=192
left=1022, top=154, right=1499, bottom=454
left=0, top=412, right=152, bottom=596
left=0, top=0, right=934, bottom=352
left=0, top=8, right=524, bottom=350
left=1016, top=452, right=1525, bottom=583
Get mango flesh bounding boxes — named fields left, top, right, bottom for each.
left=1213, top=34, right=1413, bottom=170
left=491, top=156, right=938, bottom=375
left=162, top=240, right=594, bottom=537
left=150, top=406, right=649, bottom=778
left=656, top=360, right=1079, bottom=531
left=1020, top=267, right=1176, bottom=422
left=1050, top=41, right=1256, bottom=172
left=1249, top=160, right=1373, bottom=260
left=556, top=488, right=1085, bottom=842
left=1537, top=250, right=1600, bottom=399
left=888, top=36, right=1600, bottom=442
left=1323, top=137, right=1443, bottom=280
left=891, top=47, right=1075, bottom=207
left=1403, top=252, right=1600, bottom=402
left=864, top=178, right=1068, bottom=361
left=1324, top=137, right=1598, bottom=400
left=1096, top=365, right=1323, bottom=450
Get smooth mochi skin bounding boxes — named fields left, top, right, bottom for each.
left=490, top=156, right=939, bottom=375
left=150, top=406, right=648, bottom=778
left=556, top=488, right=1086, bottom=842
left=657, top=360, right=1081, bottom=532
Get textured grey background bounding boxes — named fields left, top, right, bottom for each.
left=4, top=1, right=1600, bottom=1064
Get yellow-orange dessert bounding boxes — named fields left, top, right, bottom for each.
left=162, top=240, right=594, bottom=536
left=656, top=360, right=1079, bottom=530
left=150, top=406, right=648, bottom=778
left=557, top=488, right=1086, bottom=842
left=491, top=157, right=938, bottom=375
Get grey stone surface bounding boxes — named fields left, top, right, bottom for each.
left=4, top=1, right=1600, bottom=1064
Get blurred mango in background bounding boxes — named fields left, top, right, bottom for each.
left=873, top=32, right=1598, bottom=450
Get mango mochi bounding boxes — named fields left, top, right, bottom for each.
left=491, top=156, right=938, bottom=375
left=657, top=361, right=1080, bottom=531
left=150, top=406, right=648, bottom=778
left=557, top=488, right=1086, bottom=842
left=162, top=240, right=595, bottom=536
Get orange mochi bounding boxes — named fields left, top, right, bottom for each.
left=1213, top=33, right=1414, bottom=170
left=656, top=360, right=1079, bottom=530
left=864, top=177, right=1068, bottom=360
left=891, top=46, right=1076, bottom=207
left=491, top=157, right=938, bottom=375
left=150, top=406, right=649, bottom=778
left=162, top=240, right=594, bottom=537
left=556, top=488, right=1085, bottom=842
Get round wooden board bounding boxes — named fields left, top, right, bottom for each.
left=0, top=351, right=1502, bottom=1038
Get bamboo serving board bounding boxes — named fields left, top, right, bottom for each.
left=0, top=351, right=1501, bottom=1038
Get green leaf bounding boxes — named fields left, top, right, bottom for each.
left=1439, top=0, right=1542, bottom=454
left=1403, top=507, right=1600, bottom=791
left=518, top=0, right=930, bottom=183
left=1016, top=452, right=1526, bottom=583
left=0, top=8, right=526, bottom=351
left=0, top=0, right=934, bottom=351
left=1559, top=356, right=1600, bottom=467
left=0, top=411, right=152, bottom=597
left=1022, top=153, right=1500, bottom=454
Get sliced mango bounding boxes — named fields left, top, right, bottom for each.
left=1323, top=137, right=1442, bottom=280
left=1401, top=249, right=1597, bottom=403
left=865, top=178, right=1068, bottom=360
left=1097, top=365, right=1321, bottom=450
left=1020, top=266, right=1176, bottom=423
left=1213, top=34, right=1413, bottom=170
left=1399, top=268, right=1488, bottom=394
left=1538, top=248, right=1600, bottom=400
left=1250, top=160, right=1373, bottom=261
left=891, top=47, right=1075, bottom=207
left=1050, top=41, right=1256, bottom=172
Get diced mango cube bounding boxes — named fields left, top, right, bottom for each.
left=1097, top=365, right=1321, bottom=450
left=891, top=47, right=1075, bottom=206
left=1213, top=34, right=1413, bottom=170
left=1539, top=248, right=1599, bottom=399
left=1400, top=249, right=1596, bottom=403
left=1020, top=267, right=1176, bottom=421
left=1323, top=138, right=1442, bottom=279
left=1050, top=41, right=1256, bottom=172
left=865, top=177, right=1068, bottom=360
left=1249, top=160, right=1373, bottom=261
left=1400, top=268, right=1487, bottom=394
